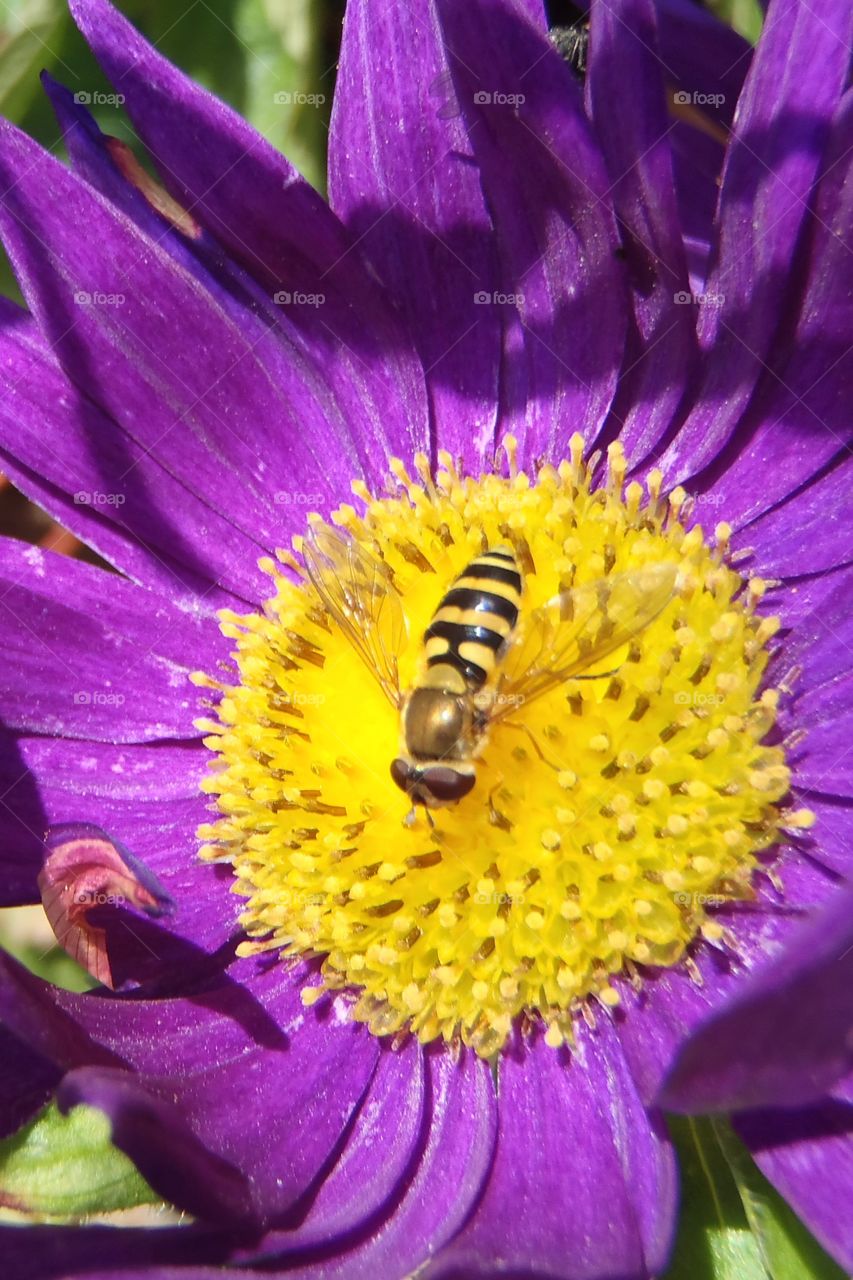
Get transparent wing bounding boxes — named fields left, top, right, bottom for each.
left=301, top=523, right=406, bottom=708
left=492, top=562, right=679, bottom=723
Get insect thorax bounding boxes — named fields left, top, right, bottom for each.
left=402, top=684, right=473, bottom=762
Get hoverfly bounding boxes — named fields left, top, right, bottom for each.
left=303, top=525, right=678, bottom=818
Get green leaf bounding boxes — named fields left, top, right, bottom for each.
left=666, top=1116, right=845, bottom=1280
left=0, top=0, right=69, bottom=120
left=705, top=0, right=764, bottom=43
left=0, top=905, right=94, bottom=992
left=0, top=1102, right=160, bottom=1218
left=714, top=1119, right=847, bottom=1280
left=233, top=0, right=328, bottom=190
left=114, top=0, right=328, bottom=189
left=666, top=1115, right=768, bottom=1280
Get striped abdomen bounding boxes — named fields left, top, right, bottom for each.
left=424, top=548, right=522, bottom=689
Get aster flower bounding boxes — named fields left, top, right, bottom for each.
left=1, top=0, right=852, bottom=1276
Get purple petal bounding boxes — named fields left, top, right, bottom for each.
left=37, top=824, right=175, bottom=989
left=1, top=953, right=379, bottom=1226
left=434, top=0, right=627, bottom=466
left=765, top=562, right=853, bottom=698
left=736, top=1074, right=853, bottom=1274
left=659, top=0, right=853, bottom=484
left=329, top=0, right=500, bottom=467
left=654, top=0, right=751, bottom=295
left=587, top=0, right=697, bottom=464
left=703, top=91, right=853, bottom=529
left=266, top=1039, right=425, bottom=1251
left=0, top=733, right=238, bottom=980
left=616, top=847, right=841, bottom=1105
left=57, top=1066, right=256, bottom=1224
left=658, top=883, right=853, bottom=1112
left=733, top=453, right=852, bottom=584
left=656, top=0, right=751, bottom=130
left=0, top=538, right=223, bottom=742
left=0, top=1223, right=233, bottom=1280
left=0, top=298, right=256, bottom=610
left=0, top=122, right=390, bottom=551
left=267, top=1046, right=497, bottom=1279
left=0, top=1028, right=60, bottom=1140
left=432, top=1022, right=676, bottom=1278
left=793, top=795, right=853, bottom=876
left=67, top=0, right=428, bottom=469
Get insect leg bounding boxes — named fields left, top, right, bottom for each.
left=501, top=721, right=563, bottom=771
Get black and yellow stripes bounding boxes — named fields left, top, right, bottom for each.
left=424, top=548, right=522, bottom=688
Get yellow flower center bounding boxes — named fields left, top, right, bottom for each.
left=195, top=436, right=807, bottom=1057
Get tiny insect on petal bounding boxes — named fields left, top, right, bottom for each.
left=37, top=823, right=176, bottom=989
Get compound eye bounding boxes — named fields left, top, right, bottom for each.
left=419, top=767, right=475, bottom=802
left=390, top=758, right=415, bottom=792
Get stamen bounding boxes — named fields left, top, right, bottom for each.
left=198, top=446, right=801, bottom=1058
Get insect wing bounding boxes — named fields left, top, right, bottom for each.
left=492, top=562, right=679, bottom=720
left=302, top=523, right=406, bottom=707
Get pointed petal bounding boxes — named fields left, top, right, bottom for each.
left=432, top=1022, right=676, bottom=1277
left=269, top=1047, right=497, bottom=1279
left=329, top=0, right=500, bottom=467
left=659, top=884, right=853, bottom=1112
left=434, top=0, right=627, bottom=465
left=0, top=539, right=222, bottom=742
left=67, top=0, right=428, bottom=465
left=1, top=952, right=380, bottom=1227
left=587, top=0, right=697, bottom=464
left=701, top=91, right=853, bottom=527
left=0, top=120, right=390, bottom=557
left=660, top=0, right=853, bottom=483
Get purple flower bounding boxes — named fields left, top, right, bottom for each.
left=1, top=0, right=852, bottom=1276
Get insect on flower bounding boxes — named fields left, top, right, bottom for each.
left=304, top=523, right=678, bottom=818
